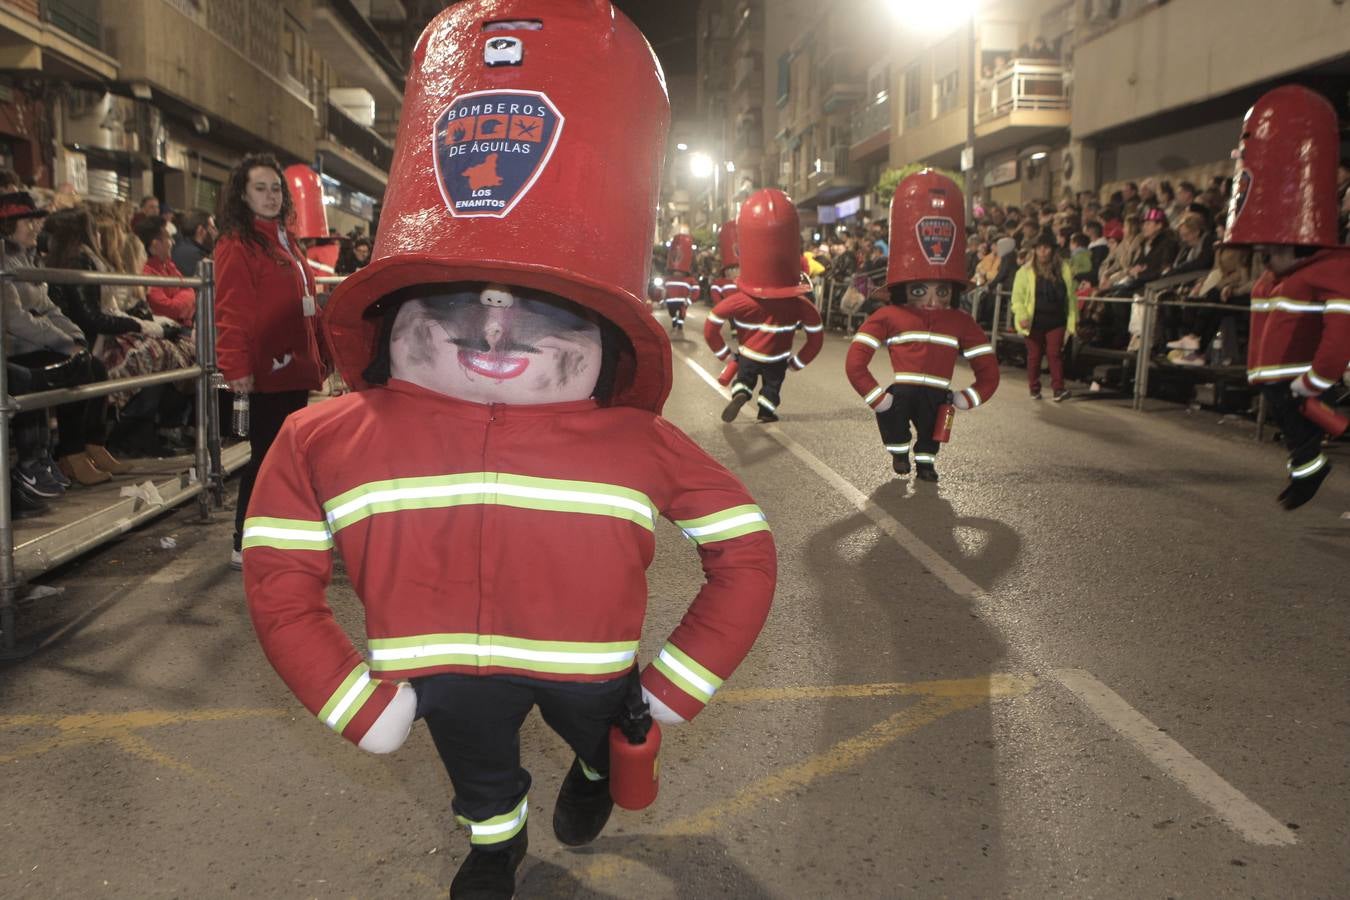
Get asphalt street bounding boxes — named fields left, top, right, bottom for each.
left=0, top=304, right=1346, bottom=898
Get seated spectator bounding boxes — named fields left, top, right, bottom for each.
left=1167, top=213, right=1215, bottom=279
left=1111, top=207, right=1176, bottom=291
left=1084, top=221, right=1109, bottom=281
left=1165, top=246, right=1254, bottom=365
left=1168, top=180, right=1197, bottom=228
left=129, top=194, right=160, bottom=231
left=1096, top=215, right=1139, bottom=291
left=3, top=194, right=127, bottom=486
left=137, top=217, right=196, bottom=327
left=1067, top=232, right=1094, bottom=283
left=172, top=208, right=216, bottom=278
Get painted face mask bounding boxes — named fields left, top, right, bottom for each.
left=905, top=281, right=952, bottom=310
left=390, top=283, right=603, bottom=405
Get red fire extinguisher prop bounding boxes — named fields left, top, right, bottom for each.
left=1301, top=397, right=1348, bottom=437
left=609, top=670, right=661, bottom=810
left=932, top=394, right=956, bottom=443
left=717, top=359, right=739, bottom=386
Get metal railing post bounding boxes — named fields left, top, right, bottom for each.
left=989, top=289, right=1004, bottom=358
left=1134, top=292, right=1155, bottom=411
left=194, top=260, right=213, bottom=520
left=0, top=270, right=16, bottom=655
left=198, top=259, right=225, bottom=507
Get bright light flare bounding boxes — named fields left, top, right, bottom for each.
left=689, top=152, right=714, bottom=179
left=883, top=0, right=976, bottom=34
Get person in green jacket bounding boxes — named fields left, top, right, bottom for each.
left=1011, top=231, right=1077, bottom=401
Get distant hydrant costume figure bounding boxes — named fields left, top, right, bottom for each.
left=285, top=164, right=341, bottom=277
left=845, top=170, right=999, bottom=481
left=662, top=233, right=699, bottom=333
left=708, top=220, right=739, bottom=305
left=241, top=5, right=777, bottom=899
left=705, top=190, right=823, bottom=423
left=1226, top=85, right=1349, bottom=511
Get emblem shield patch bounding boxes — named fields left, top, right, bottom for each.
left=915, top=216, right=957, bottom=265
left=432, top=89, right=564, bottom=219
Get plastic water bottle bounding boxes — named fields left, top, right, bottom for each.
left=232, top=393, right=250, bottom=437
left=1209, top=332, right=1223, bottom=367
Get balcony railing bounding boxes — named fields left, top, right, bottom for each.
left=976, top=60, right=1069, bottom=124
left=850, top=95, right=891, bottom=145
left=808, top=145, right=853, bottom=186
left=41, top=0, right=101, bottom=50
left=325, top=102, right=394, bottom=172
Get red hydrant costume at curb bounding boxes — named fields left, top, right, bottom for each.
left=845, top=169, right=998, bottom=477
left=241, top=3, right=776, bottom=893
left=708, top=220, right=739, bottom=304
left=708, top=189, right=820, bottom=422
left=1225, top=85, right=1350, bottom=508
left=285, top=164, right=340, bottom=275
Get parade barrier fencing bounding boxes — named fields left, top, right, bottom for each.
left=0, top=261, right=232, bottom=655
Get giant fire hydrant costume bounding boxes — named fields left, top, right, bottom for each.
left=845, top=170, right=999, bottom=481
left=662, top=233, right=699, bottom=333
left=241, top=5, right=777, bottom=898
left=285, top=164, right=341, bottom=277
left=705, top=189, right=823, bottom=423
left=1226, top=85, right=1350, bottom=510
left=708, top=220, right=739, bottom=305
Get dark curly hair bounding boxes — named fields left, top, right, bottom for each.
left=217, top=153, right=295, bottom=258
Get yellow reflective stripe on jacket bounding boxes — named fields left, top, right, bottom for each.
left=675, top=503, right=770, bottom=545
left=852, top=332, right=881, bottom=349
left=1248, top=363, right=1312, bottom=381
left=322, top=472, right=656, bottom=533
left=241, top=516, right=335, bottom=551
left=893, top=372, right=952, bottom=388
left=1250, top=298, right=1325, bottom=313
left=738, top=346, right=794, bottom=363
left=886, top=331, right=960, bottom=348
left=1324, top=298, right=1350, bottom=314
left=963, top=343, right=994, bottom=358
left=652, top=643, right=724, bottom=703
left=366, top=633, right=639, bottom=676
left=707, top=312, right=726, bottom=325
left=863, top=385, right=886, bottom=406
left=733, top=319, right=799, bottom=333
left=318, top=663, right=379, bottom=734
left=456, top=796, right=528, bottom=845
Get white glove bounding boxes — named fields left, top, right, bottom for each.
left=952, top=391, right=972, bottom=410
left=642, top=687, right=686, bottom=726
left=873, top=393, right=894, bottom=414
left=152, top=315, right=178, bottom=329
left=1289, top=375, right=1319, bottom=399
left=138, top=318, right=164, bottom=339
left=357, top=682, right=417, bottom=753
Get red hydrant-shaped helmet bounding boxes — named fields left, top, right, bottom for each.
left=285, top=164, right=329, bottom=240
left=735, top=188, right=806, bottom=299
left=667, top=233, right=694, bottom=274
left=717, top=220, right=739, bottom=272
left=324, top=0, right=673, bottom=411
left=1225, top=85, right=1341, bottom=248
left=884, top=168, right=968, bottom=290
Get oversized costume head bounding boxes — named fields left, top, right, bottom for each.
left=666, top=233, right=694, bottom=275
left=717, top=220, right=739, bottom=275
left=1225, top=85, right=1341, bottom=249
left=735, top=188, right=805, bottom=299
left=323, top=0, right=672, bottom=412
left=285, top=164, right=329, bottom=240
left=884, top=168, right=968, bottom=292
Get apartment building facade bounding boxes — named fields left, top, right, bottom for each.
left=0, top=0, right=407, bottom=234
left=697, top=0, right=1350, bottom=231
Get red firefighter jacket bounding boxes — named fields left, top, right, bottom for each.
left=845, top=304, right=999, bottom=409
left=214, top=217, right=324, bottom=392
left=708, top=277, right=736, bottom=305
left=1246, top=248, right=1350, bottom=393
left=705, top=291, right=824, bottom=370
left=662, top=274, right=700, bottom=306
left=243, top=380, right=776, bottom=745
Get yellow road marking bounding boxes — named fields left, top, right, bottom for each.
left=577, top=675, right=1035, bottom=884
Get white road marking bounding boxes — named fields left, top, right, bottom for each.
left=1051, top=668, right=1297, bottom=846
left=681, top=354, right=985, bottom=601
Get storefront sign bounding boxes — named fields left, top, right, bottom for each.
left=983, top=158, right=1018, bottom=188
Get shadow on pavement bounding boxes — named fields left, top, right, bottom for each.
left=522, top=833, right=774, bottom=899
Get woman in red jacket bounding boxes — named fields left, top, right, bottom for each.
left=214, top=154, right=324, bottom=568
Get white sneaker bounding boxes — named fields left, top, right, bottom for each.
left=230, top=549, right=243, bottom=570
left=1165, top=334, right=1201, bottom=351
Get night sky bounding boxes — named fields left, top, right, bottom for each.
left=612, top=0, right=699, bottom=78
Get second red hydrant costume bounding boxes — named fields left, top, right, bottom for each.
left=662, top=233, right=699, bottom=333
left=705, top=189, right=823, bottom=423
left=845, top=170, right=999, bottom=480
left=242, top=4, right=776, bottom=897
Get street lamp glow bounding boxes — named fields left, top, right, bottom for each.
left=676, top=142, right=689, bottom=151
left=883, top=0, right=976, bottom=34
left=689, top=152, right=714, bottom=179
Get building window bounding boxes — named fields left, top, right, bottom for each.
left=777, top=52, right=791, bottom=107
left=902, top=64, right=921, bottom=131
left=933, top=69, right=959, bottom=118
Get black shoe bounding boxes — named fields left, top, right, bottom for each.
left=1053, top=389, right=1072, bottom=402
left=721, top=393, right=749, bottom=422
left=891, top=454, right=911, bottom=475
left=756, top=410, right=779, bottom=423
left=10, top=476, right=49, bottom=519
left=1030, top=391, right=1043, bottom=401
left=915, top=464, right=939, bottom=483
left=15, top=459, right=63, bottom=498
left=553, top=758, right=614, bottom=847
left=450, top=834, right=527, bottom=900
left=1277, top=461, right=1331, bottom=511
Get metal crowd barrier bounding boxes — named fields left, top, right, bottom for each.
left=0, top=260, right=228, bottom=655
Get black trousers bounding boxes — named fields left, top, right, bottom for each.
left=10, top=350, right=109, bottom=457
left=664, top=300, right=688, bottom=322
left=413, top=672, right=629, bottom=849
left=233, top=390, right=309, bottom=549
left=875, top=384, right=947, bottom=465
left=1262, top=383, right=1328, bottom=478
left=731, top=356, right=788, bottom=416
